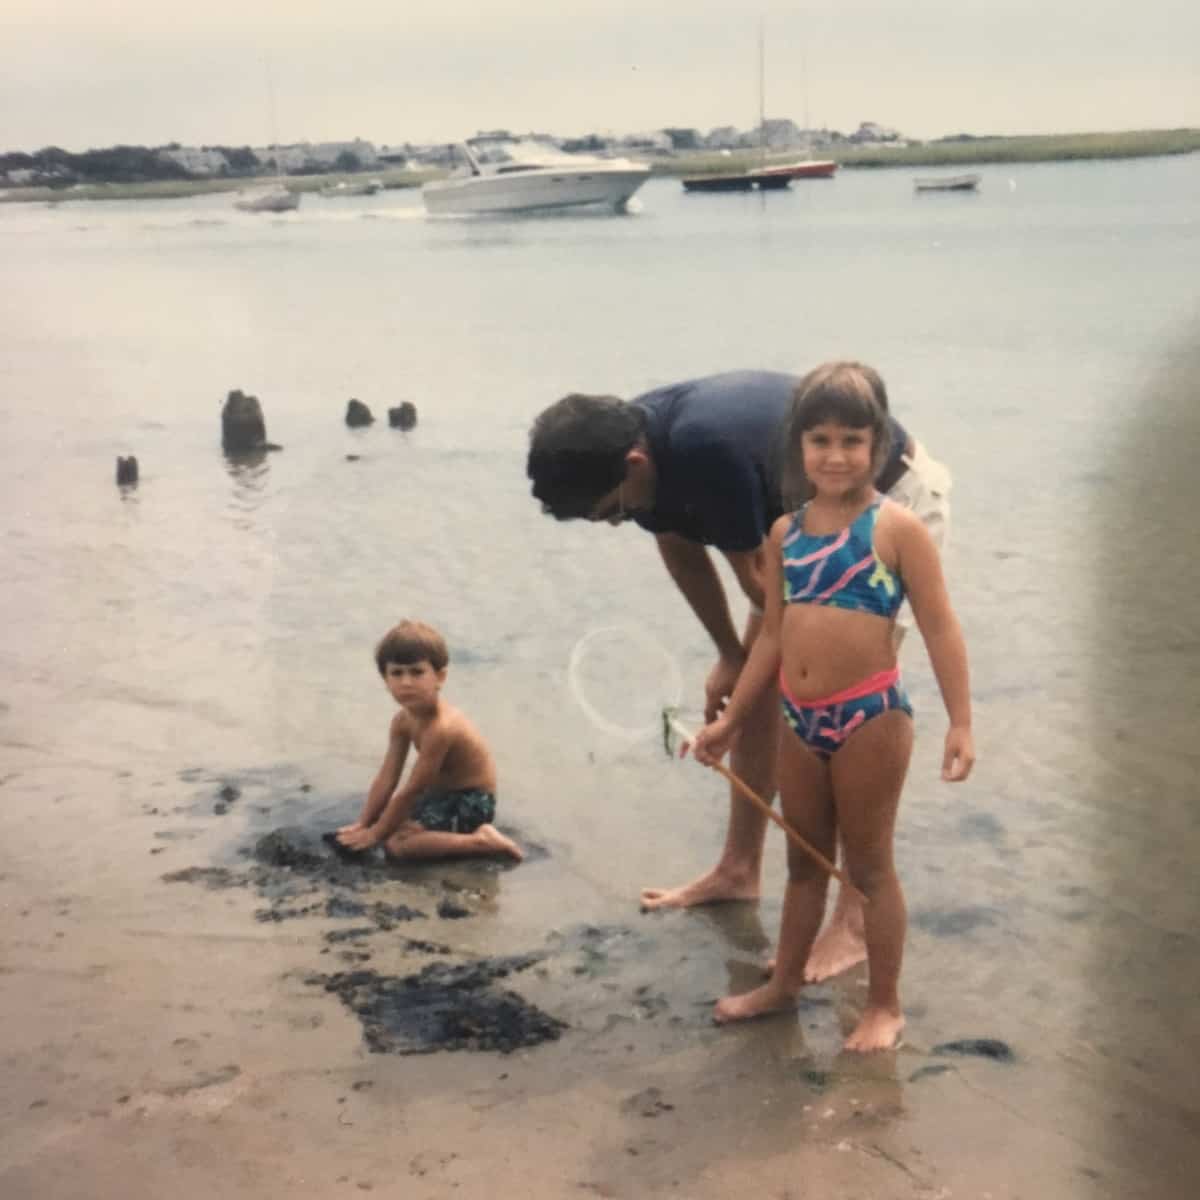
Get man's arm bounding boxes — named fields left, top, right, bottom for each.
left=656, top=534, right=770, bottom=721
left=720, top=545, right=768, bottom=613
left=655, top=533, right=743, bottom=659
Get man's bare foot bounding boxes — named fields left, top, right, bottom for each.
left=640, top=868, right=758, bottom=912
left=803, top=920, right=867, bottom=982
left=843, top=1006, right=904, bottom=1053
left=477, top=825, right=524, bottom=861
left=713, top=981, right=798, bottom=1024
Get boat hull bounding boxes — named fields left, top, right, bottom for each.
left=233, top=186, right=300, bottom=213
left=914, top=173, right=981, bottom=192
left=422, top=166, right=649, bottom=215
left=682, top=170, right=793, bottom=193
left=757, top=159, right=838, bottom=180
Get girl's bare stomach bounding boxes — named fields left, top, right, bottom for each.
left=779, top=605, right=897, bottom=703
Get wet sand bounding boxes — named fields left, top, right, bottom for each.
left=0, top=754, right=1171, bottom=1200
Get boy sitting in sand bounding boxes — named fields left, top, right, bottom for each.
left=336, top=620, right=522, bottom=862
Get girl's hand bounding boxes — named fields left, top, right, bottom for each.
left=942, top=726, right=975, bottom=782
left=690, top=718, right=736, bottom=767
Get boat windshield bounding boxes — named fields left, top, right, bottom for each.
left=466, top=137, right=580, bottom=168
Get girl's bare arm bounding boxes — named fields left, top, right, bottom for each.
left=892, top=508, right=975, bottom=780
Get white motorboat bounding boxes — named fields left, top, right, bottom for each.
left=422, top=135, right=650, bottom=216
left=233, top=183, right=300, bottom=213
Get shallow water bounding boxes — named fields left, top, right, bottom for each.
left=2, top=156, right=1199, bottom=1196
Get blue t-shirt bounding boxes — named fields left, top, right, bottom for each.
left=631, top=370, right=908, bottom=553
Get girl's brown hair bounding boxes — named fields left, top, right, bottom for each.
left=779, top=361, right=892, bottom=508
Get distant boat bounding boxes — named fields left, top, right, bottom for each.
left=914, top=173, right=981, bottom=193
left=755, top=158, right=838, bottom=180
left=680, top=22, right=836, bottom=195
left=319, top=178, right=383, bottom=197
left=682, top=170, right=792, bottom=193
left=233, top=183, right=300, bottom=213
left=422, top=135, right=649, bottom=216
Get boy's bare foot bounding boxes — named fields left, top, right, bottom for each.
left=713, top=981, right=798, bottom=1024
left=640, top=868, right=759, bottom=911
left=477, top=824, right=524, bottom=861
left=843, top=1006, right=905, bottom=1053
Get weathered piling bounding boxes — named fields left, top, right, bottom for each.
left=222, top=389, right=273, bottom=452
left=388, top=402, right=418, bottom=430
left=115, top=455, right=139, bottom=485
left=346, top=399, right=374, bottom=427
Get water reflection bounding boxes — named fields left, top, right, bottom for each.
left=222, top=447, right=272, bottom=512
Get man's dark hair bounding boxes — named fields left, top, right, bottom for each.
left=526, top=393, right=646, bottom=519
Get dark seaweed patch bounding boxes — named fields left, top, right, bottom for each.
left=313, top=955, right=564, bottom=1055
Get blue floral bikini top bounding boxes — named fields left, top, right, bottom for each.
left=781, top=499, right=905, bottom=619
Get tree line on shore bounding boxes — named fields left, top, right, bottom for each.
left=0, top=143, right=331, bottom=189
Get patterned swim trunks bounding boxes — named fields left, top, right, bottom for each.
left=411, top=788, right=496, bottom=834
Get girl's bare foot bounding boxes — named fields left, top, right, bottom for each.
left=713, top=981, right=798, bottom=1024
left=640, top=867, right=759, bottom=911
left=477, top=825, right=524, bottom=861
left=843, top=1006, right=905, bottom=1053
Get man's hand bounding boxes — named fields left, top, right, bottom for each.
left=704, top=651, right=746, bottom=723
left=337, top=825, right=382, bottom=851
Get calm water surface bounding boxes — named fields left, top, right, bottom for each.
left=3, top=154, right=1199, bottom=1192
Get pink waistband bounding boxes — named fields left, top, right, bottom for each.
left=779, top=666, right=899, bottom=710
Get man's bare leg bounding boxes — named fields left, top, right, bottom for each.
left=641, top=684, right=779, bottom=910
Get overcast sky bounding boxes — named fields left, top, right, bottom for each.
left=4, top=1, right=1197, bottom=152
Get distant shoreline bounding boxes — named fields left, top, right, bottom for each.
left=3, top=128, right=1197, bottom=204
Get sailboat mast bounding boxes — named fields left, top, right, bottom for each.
left=758, top=17, right=766, bottom=169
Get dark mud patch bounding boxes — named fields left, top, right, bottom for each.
left=311, top=954, right=565, bottom=1055
left=908, top=1064, right=954, bottom=1083
left=911, top=906, right=1000, bottom=938
left=621, top=1086, right=675, bottom=1117
left=932, top=1038, right=1015, bottom=1063
left=162, top=866, right=246, bottom=890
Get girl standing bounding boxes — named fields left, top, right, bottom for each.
left=691, top=362, right=974, bottom=1052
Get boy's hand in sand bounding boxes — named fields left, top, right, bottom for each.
left=942, top=726, right=975, bottom=782
left=337, top=825, right=382, bottom=850
left=690, top=717, right=736, bottom=767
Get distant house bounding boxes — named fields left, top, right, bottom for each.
left=376, top=144, right=412, bottom=167
left=158, top=147, right=232, bottom=177
left=703, top=126, right=746, bottom=150
left=761, top=118, right=807, bottom=148
left=848, top=121, right=902, bottom=144
left=614, top=130, right=672, bottom=154
left=255, top=140, right=380, bottom=173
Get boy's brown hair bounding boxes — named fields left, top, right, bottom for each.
left=374, top=619, right=449, bottom=675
